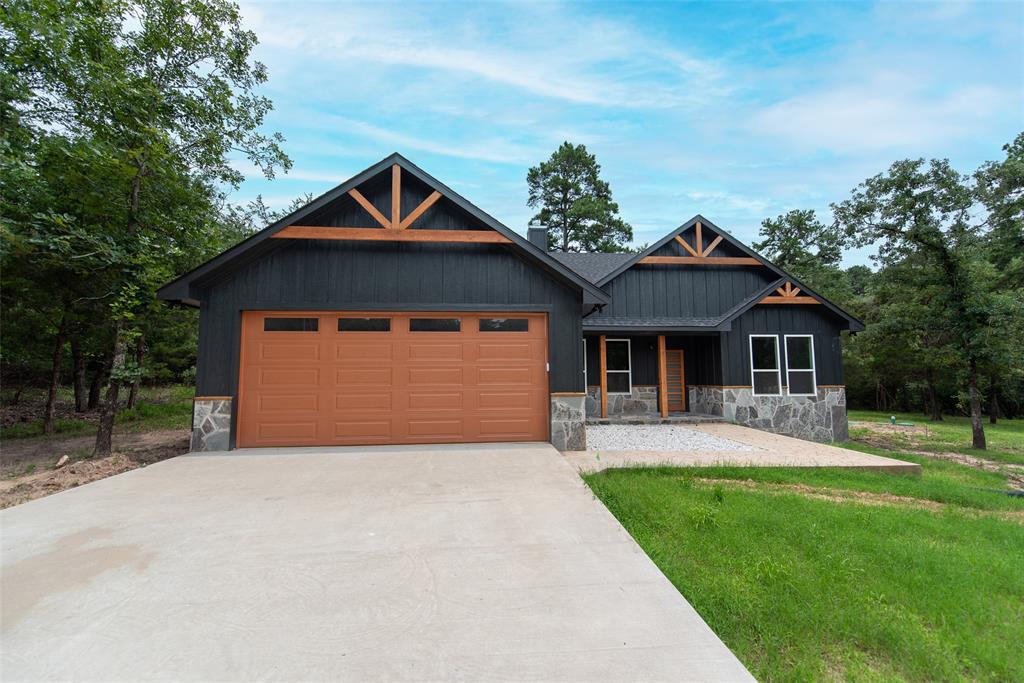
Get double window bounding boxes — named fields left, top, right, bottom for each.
left=605, top=339, right=632, bottom=394
left=749, top=334, right=816, bottom=396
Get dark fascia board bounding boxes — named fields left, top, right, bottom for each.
left=596, top=214, right=865, bottom=331
left=157, top=153, right=609, bottom=306
left=582, top=324, right=728, bottom=333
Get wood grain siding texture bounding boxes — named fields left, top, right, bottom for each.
left=195, top=240, right=584, bottom=404
left=722, top=306, right=844, bottom=387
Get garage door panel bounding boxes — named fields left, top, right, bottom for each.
left=407, top=343, right=464, bottom=361
left=259, top=342, right=320, bottom=361
left=335, top=367, right=392, bottom=386
left=408, top=391, right=462, bottom=410
left=259, top=368, right=320, bottom=387
left=408, top=366, right=464, bottom=385
left=258, top=394, right=319, bottom=413
left=334, top=342, right=394, bottom=361
left=335, top=392, right=392, bottom=411
left=238, top=312, right=548, bottom=447
left=407, top=419, right=464, bottom=438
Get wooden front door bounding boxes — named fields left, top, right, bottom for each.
left=665, top=349, right=686, bottom=412
left=237, top=311, right=549, bottom=447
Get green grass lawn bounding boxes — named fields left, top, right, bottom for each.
left=848, top=410, right=1024, bottom=465
left=584, top=461, right=1024, bottom=682
left=1, top=385, right=193, bottom=440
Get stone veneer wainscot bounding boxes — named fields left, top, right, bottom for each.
left=687, top=385, right=847, bottom=443
left=585, top=386, right=658, bottom=418
left=550, top=394, right=586, bottom=451
left=191, top=397, right=232, bottom=452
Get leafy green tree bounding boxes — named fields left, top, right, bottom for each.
left=754, top=209, right=850, bottom=302
left=527, top=142, right=633, bottom=252
left=2, top=0, right=290, bottom=455
left=832, top=154, right=1011, bottom=449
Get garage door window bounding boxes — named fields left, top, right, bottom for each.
left=263, top=317, right=318, bottom=332
left=338, top=317, right=391, bottom=332
left=479, top=318, right=529, bottom=332
left=410, top=318, right=461, bottom=332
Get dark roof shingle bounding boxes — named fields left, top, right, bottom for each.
left=548, top=252, right=635, bottom=284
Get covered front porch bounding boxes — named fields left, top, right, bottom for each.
left=583, top=332, right=723, bottom=420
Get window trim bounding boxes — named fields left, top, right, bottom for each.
left=784, top=334, right=818, bottom=397
left=749, top=334, right=782, bottom=397
left=605, top=338, right=632, bottom=395
left=582, top=339, right=587, bottom=383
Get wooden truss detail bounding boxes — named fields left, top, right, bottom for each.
left=277, top=164, right=506, bottom=244
left=344, top=164, right=443, bottom=231
left=643, top=221, right=757, bottom=266
left=759, top=281, right=820, bottom=304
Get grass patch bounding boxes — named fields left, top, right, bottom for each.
left=1, top=385, right=193, bottom=440
left=848, top=410, right=1024, bottom=465
left=584, top=465, right=1024, bottom=681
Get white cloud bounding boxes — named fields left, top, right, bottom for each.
left=750, top=79, right=1008, bottom=154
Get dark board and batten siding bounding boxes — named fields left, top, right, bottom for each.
left=195, top=239, right=585, bottom=402
left=721, top=306, right=844, bottom=387
left=599, top=266, right=775, bottom=319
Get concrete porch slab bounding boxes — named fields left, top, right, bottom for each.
left=564, top=423, right=920, bottom=475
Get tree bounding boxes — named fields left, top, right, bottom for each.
left=527, top=142, right=633, bottom=252
left=2, top=0, right=290, bottom=455
left=754, top=209, right=851, bottom=302
left=833, top=156, right=1005, bottom=449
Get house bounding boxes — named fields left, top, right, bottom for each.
left=158, top=154, right=863, bottom=452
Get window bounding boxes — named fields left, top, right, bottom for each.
left=338, top=317, right=390, bottom=332
left=582, top=339, right=587, bottom=382
left=409, top=318, right=461, bottom=332
left=749, top=335, right=781, bottom=396
left=605, top=339, right=631, bottom=394
left=479, top=318, right=529, bottom=332
left=264, top=317, right=318, bottom=332
left=785, top=335, right=817, bottom=396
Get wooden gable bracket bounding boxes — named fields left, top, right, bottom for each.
left=759, top=281, right=821, bottom=304
left=272, top=164, right=511, bottom=244
left=640, top=221, right=760, bottom=265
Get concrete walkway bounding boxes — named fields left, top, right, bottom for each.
left=565, top=423, right=920, bottom=474
left=1, top=443, right=752, bottom=682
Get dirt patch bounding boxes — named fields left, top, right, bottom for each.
left=691, top=477, right=1024, bottom=525
left=850, top=420, right=932, bottom=437
left=0, top=430, right=188, bottom=509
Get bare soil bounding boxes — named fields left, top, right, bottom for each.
left=692, top=476, right=1024, bottom=525
left=0, top=429, right=188, bottom=509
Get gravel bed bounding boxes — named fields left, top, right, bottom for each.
left=586, top=425, right=758, bottom=452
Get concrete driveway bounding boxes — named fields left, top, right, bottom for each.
left=1, top=443, right=752, bottom=682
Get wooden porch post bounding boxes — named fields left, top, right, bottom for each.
left=599, top=335, right=608, bottom=418
left=657, top=335, right=668, bottom=418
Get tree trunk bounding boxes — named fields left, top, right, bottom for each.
left=127, top=335, right=145, bottom=410
left=967, top=361, right=986, bottom=450
left=926, top=372, right=942, bottom=422
left=43, top=312, right=69, bottom=435
left=72, top=335, right=88, bottom=413
left=87, top=356, right=110, bottom=410
left=94, top=323, right=126, bottom=457
left=987, top=376, right=1003, bottom=423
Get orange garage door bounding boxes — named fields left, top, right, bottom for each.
left=236, top=311, right=549, bottom=447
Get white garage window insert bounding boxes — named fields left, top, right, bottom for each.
left=605, top=339, right=632, bottom=395
left=749, top=334, right=781, bottom=396
left=784, top=335, right=817, bottom=396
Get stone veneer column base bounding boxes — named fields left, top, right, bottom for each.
left=722, top=386, right=847, bottom=443
left=191, top=397, right=232, bottom=452
left=585, top=386, right=658, bottom=418
left=550, top=394, right=586, bottom=451
left=688, top=386, right=724, bottom=416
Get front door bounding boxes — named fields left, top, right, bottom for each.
left=666, top=349, right=686, bottom=412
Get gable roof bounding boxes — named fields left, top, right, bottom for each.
left=548, top=252, right=635, bottom=284
left=158, top=153, right=610, bottom=306
left=593, top=215, right=864, bottom=332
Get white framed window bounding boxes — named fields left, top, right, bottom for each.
left=605, top=339, right=632, bottom=394
left=784, top=335, right=817, bottom=396
left=749, top=335, right=781, bottom=396
left=582, top=339, right=588, bottom=382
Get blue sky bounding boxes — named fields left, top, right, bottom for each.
left=233, top=0, right=1023, bottom=264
